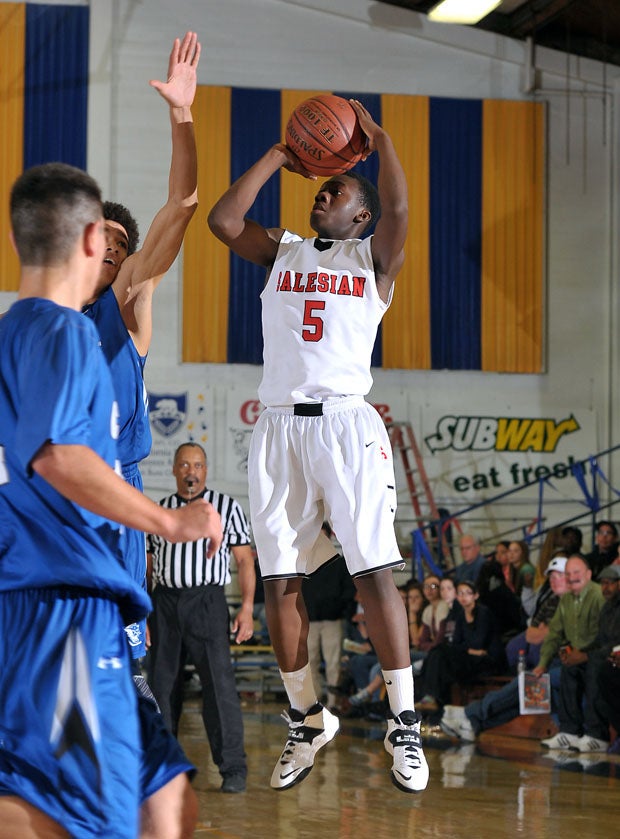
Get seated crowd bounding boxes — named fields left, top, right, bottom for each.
left=330, top=523, right=620, bottom=756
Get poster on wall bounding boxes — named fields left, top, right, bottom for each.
left=225, top=386, right=262, bottom=479
left=142, top=386, right=214, bottom=492
left=420, top=409, right=598, bottom=504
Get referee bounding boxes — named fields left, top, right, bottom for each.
left=148, top=442, right=255, bottom=794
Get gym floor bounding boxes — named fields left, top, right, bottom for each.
left=177, top=696, right=619, bottom=838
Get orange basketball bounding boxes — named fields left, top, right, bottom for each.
left=285, top=94, right=366, bottom=176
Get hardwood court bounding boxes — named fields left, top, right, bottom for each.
left=177, top=696, right=619, bottom=839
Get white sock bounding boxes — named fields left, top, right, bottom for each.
left=382, top=666, right=414, bottom=717
left=280, top=663, right=318, bottom=714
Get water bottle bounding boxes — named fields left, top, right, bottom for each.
left=517, top=649, right=526, bottom=675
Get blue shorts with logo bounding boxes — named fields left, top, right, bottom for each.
left=135, top=679, right=195, bottom=801
left=0, top=588, right=141, bottom=838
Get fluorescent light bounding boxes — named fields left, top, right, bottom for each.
left=428, top=0, right=502, bottom=24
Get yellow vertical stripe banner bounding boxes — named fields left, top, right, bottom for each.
left=481, top=100, right=545, bottom=373
left=0, top=2, right=25, bottom=292
left=182, top=86, right=231, bottom=363
left=381, top=94, right=431, bottom=370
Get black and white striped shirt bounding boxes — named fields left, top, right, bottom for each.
left=149, top=489, right=251, bottom=588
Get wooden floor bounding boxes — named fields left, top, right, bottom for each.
left=177, top=695, right=619, bottom=839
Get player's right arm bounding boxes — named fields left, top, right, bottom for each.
left=32, top=442, right=223, bottom=555
left=208, top=144, right=311, bottom=267
left=349, top=99, right=408, bottom=304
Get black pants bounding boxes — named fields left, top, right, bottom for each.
left=598, top=660, right=620, bottom=734
left=557, top=659, right=609, bottom=740
left=420, top=643, right=497, bottom=706
left=149, top=585, right=247, bottom=779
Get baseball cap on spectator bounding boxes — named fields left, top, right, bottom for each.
left=599, top=565, right=620, bottom=581
left=546, top=556, right=567, bottom=575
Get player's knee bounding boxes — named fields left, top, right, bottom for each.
left=140, top=774, right=197, bottom=839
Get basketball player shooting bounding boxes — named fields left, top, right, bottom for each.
left=208, top=99, right=429, bottom=794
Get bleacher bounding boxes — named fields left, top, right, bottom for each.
left=229, top=643, right=285, bottom=699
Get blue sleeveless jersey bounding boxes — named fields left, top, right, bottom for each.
left=83, top=286, right=151, bottom=656
left=0, top=299, right=150, bottom=625
left=83, top=286, right=152, bottom=468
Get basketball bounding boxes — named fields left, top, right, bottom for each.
left=285, top=94, right=366, bottom=176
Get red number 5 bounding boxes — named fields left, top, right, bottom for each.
left=302, top=300, right=325, bottom=342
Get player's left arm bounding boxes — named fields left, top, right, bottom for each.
left=230, top=544, right=256, bottom=644
left=349, top=100, right=408, bottom=304
left=113, top=31, right=200, bottom=355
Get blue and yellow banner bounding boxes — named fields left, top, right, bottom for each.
left=0, top=2, right=88, bottom=291
left=184, top=86, right=544, bottom=373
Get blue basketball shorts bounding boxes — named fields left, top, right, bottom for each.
left=136, top=683, right=196, bottom=801
left=0, top=588, right=141, bottom=838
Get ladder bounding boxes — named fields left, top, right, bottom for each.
left=385, top=421, right=455, bottom=573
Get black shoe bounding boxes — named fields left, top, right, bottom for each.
left=221, top=774, right=247, bottom=793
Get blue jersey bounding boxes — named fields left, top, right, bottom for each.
left=83, top=286, right=152, bottom=656
left=0, top=298, right=150, bottom=625
left=83, top=286, right=152, bottom=468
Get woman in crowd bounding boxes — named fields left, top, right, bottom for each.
left=418, top=574, right=449, bottom=658
left=508, top=539, right=537, bottom=617
left=415, top=580, right=505, bottom=715
left=440, top=576, right=461, bottom=644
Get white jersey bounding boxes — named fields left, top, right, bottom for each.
left=258, top=232, right=391, bottom=407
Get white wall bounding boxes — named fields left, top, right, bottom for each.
left=5, top=0, right=619, bottom=557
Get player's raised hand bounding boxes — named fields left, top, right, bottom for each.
left=349, top=99, right=380, bottom=158
left=149, top=31, right=201, bottom=109
left=273, top=143, right=317, bottom=180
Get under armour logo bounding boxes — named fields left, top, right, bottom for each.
left=97, top=656, right=124, bottom=670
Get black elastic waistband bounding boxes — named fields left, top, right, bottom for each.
left=294, top=403, right=323, bottom=416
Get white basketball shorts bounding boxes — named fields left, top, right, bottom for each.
left=248, top=396, right=405, bottom=579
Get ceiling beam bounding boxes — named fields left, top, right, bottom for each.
left=503, top=0, right=581, bottom=38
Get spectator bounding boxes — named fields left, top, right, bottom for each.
left=586, top=520, right=619, bottom=580
left=477, top=559, right=524, bottom=643
left=534, top=526, right=564, bottom=589
left=535, top=555, right=607, bottom=752
left=441, top=561, right=569, bottom=741
left=560, top=525, right=583, bottom=555
left=148, top=442, right=255, bottom=793
left=453, top=533, right=486, bottom=586
left=494, top=540, right=512, bottom=588
left=588, top=565, right=620, bottom=752
left=415, top=580, right=505, bottom=715
left=419, top=575, right=449, bottom=654
left=440, top=577, right=461, bottom=644
left=508, top=540, right=536, bottom=617
left=505, top=555, right=568, bottom=670
left=405, top=580, right=428, bottom=652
